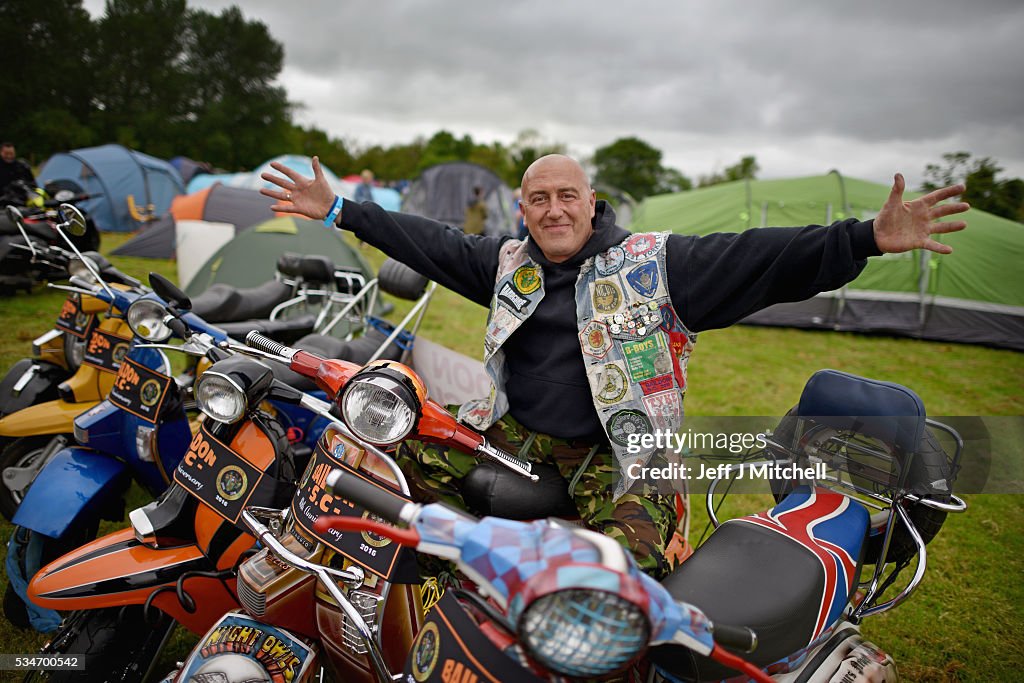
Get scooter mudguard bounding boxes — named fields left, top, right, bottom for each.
left=11, top=446, right=130, bottom=538
left=0, top=358, right=68, bottom=416
left=28, top=527, right=240, bottom=635
left=0, top=398, right=97, bottom=437
left=174, top=612, right=318, bottom=683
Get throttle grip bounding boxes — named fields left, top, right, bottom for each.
left=245, top=331, right=295, bottom=358
left=326, top=468, right=414, bottom=525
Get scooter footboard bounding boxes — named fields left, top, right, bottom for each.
left=11, top=446, right=130, bottom=538
left=168, top=612, right=319, bottom=683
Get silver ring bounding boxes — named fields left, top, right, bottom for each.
left=286, top=192, right=292, bottom=201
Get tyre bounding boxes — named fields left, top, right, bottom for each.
left=4, top=521, right=101, bottom=629
left=0, top=435, right=73, bottom=521
left=23, top=606, right=175, bottom=683
left=378, top=258, right=428, bottom=300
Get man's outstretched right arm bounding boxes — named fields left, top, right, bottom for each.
left=260, top=156, right=502, bottom=307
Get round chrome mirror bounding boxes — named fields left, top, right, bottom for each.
left=57, top=203, right=87, bottom=237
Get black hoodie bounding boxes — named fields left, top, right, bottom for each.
left=341, top=200, right=878, bottom=441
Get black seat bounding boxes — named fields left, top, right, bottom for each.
left=217, top=315, right=316, bottom=346
left=463, top=461, right=578, bottom=520
left=651, top=490, right=868, bottom=681
left=191, top=279, right=294, bottom=323
left=276, top=253, right=336, bottom=285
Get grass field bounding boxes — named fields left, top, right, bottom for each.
left=0, top=231, right=1021, bottom=681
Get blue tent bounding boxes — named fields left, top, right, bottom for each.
left=38, top=144, right=185, bottom=232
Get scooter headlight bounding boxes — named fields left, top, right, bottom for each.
left=127, top=299, right=172, bottom=342
left=195, top=371, right=248, bottom=424
left=67, top=256, right=99, bottom=284
left=340, top=366, right=421, bottom=445
left=514, top=562, right=652, bottom=678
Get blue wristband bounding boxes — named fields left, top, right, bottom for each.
left=323, top=195, right=343, bottom=227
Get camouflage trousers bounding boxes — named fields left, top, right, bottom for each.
left=396, top=412, right=678, bottom=579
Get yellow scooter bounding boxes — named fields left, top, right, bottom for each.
left=0, top=205, right=147, bottom=520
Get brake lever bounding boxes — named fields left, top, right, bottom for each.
left=475, top=440, right=538, bottom=481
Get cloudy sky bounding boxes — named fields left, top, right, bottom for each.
left=88, top=0, right=1024, bottom=187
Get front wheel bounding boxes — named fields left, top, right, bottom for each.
left=4, top=521, right=101, bottom=631
left=23, top=606, right=175, bottom=683
left=0, top=434, right=72, bottom=521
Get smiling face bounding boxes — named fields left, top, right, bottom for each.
left=1, top=144, right=14, bottom=163
left=520, top=155, right=596, bottom=263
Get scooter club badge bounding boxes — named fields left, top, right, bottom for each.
left=411, top=622, right=441, bottom=682
left=626, top=262, right=660, bottom=298
left=607, top=409, right=652, bottom=446
left=216, top=465, right=248, bottom=501
left=622, top=233, right=664, bottom=261
left=360, top=510, right=393, bottom=548
left=593, top=280, right=622, bottom=313
left=594, top=363, right=629, bottom=404
left=139, top=378, right=162, bottom=407
left=512, top=265, right=541, bottom=294
left=579, top=320, right=612, bottom=359
left=595, top=246, right=625, bottom=275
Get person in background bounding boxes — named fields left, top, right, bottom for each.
left=0, top=142, right=36, bottom=196
left=513, top=187, right=528, bottom=239
left=463, top=185, right=487, bottom=235
left=354, top=169, right=375, bottom=203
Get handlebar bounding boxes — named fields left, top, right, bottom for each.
left=325, top=468, right=418, bottom=526
left=712, top=623, right=757, bottom=653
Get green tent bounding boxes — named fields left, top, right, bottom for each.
left=184, top=215, right=373, bottom=296
left=631, top=174, right=1024, bottom=351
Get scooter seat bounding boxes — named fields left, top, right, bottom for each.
left=218, top=315, right=316, bottom=346
left=651, top=488, right=867, bottom=681
left=191, top=279, right=294, bottom=323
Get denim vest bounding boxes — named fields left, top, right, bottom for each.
left=458, top=232, right=696, bottom=497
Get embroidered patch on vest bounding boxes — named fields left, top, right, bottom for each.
left=512, top=265, right=541, bottom=294
left=607, top=409, right=652, bottom=446
left=625, top=262, right=659, bottom=298
left=622, top=233, right=664, bottom=261
left=621, top=335, right=673, bottom=383
left=485, top=306, right=522, bottom=356
left=592, top=362, right=630, bottom=404
left=592, top=280, right=623, bottom=314
left=659, top=303, right=683, bottom=332
left=498, top=281, right=530, bottom=313
left=580, top=320, right=613, bottom=358
left=639, top=374, right=674, bottom=395
left=595, top=246, right=625, bottom=276
left=642, top=390, right=683, bottom=431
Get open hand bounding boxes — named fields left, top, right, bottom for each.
left=873, top=173, right=968, bottom=254
left=259, top=156, right=335, bottom=220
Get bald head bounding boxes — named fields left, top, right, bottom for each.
left=519, top=154, right=597, bottom=263
left=521, top=154, right=591, bottom=192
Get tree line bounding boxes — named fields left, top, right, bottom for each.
left=4, top=1, right=1020, bottom=221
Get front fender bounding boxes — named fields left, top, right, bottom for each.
left=0, top=359, right=70, bottom=417
left=11, top=447, right=130, bottom=538
left=0, top=398, right=97, bottom=438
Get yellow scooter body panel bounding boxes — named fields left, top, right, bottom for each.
left=0, top=398, right=98, bottom=437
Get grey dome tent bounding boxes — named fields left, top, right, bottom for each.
left=632, top=173, right=1024, bottom=351
left=37, top=144, right=185, bottom=232
left=402, top=161, right=516, bottom=236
